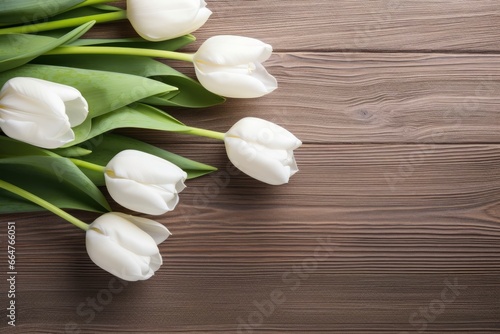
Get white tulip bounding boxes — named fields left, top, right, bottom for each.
left=193, top=35, right=278, bottom=98
left=224, top=117, right=302, bottom=185
left=127, top=0, right=212, bottom=41
left=105, top=150, right=187, bottom=215
left=0, top=77, right=88, bottom=149
left=86, top=212, right=171, bottom=281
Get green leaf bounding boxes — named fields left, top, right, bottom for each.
left=70, top=101, right=187, bottom=147
left=0, top=156, right=110, bottom=214
left=69, top=103, right=190, bottom=146
left=68, top=134, right=217, bottom=185
left=46, top=3, right=121, bottom=21
left=0, top=21, right=94, bottom=72
left=0, top=0, right=84, bottom=25
left=36, top=55, right=226, bottom=108
left=0, top=64, right=177, bottom=118
left=0, top=135, right=54, bottom=158
left=0, top=64, right=177, bottom=146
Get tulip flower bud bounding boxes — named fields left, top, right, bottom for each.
left=86, top=212, right=171, bottom=281
left=0, top=77, right=88, bottom=149
left=105, top=150, right=187, bottom=215
left=193, top=35, right=278, bottom=98
left=127, top=0, right=212, bottom=41
left=224, top=117, right=302, bottom=185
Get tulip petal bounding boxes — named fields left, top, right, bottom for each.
left=224, top=117, right=302, bottom=185
left=86, top=213, right=169, bottom=281
left=91, top=213, right=160, bottom=256
left=0, top=77, right=67, bottom=119
left=225, top=136, right=294, bottom=185
left=105, top=177, right=179, bottom=215
left=86, top=229, right=155, bottom=281
left=149, top=252, right=163, bottom=273
left=107, top=150, right=187, bottom=185
left=195, top=63, right=277, bottom=98
left=35, top=79, right=88, bottom=127
left=114, top=213, right=171, bottom=245
left=195, top=35, right=273, bottom=66
left=226, top=117, right=302, bottom=150
left=0, top=118, right=73, bottom=149
left=105, top=150, right=187, bottom=214
left=127, top=0, right=212, bottom=41
left=64, top=95, right=89, bottom=127
left=0, top=77, right=88, bottom=148
left=193, top=35, right=276, bottom=98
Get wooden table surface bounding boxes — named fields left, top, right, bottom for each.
left=2, top=1, right=500, bottom=333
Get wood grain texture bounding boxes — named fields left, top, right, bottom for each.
left=92, top=1, right=500, bottom=52
left=2, top=144, right=500, bottom=333
left=199, top=0, right=500, bottom=52
left=2, top=0, right=500, bottom=333
left=156, top=52, right=500, bottom=145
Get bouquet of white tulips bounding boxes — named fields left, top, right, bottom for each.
left=0, top=0, right=302, bottom=281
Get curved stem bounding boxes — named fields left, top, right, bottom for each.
left=0, top=179, right=89, bottom=231
left=0, top=10, right=127, bottom=35
left=183, top=127, right=226, bottom=141
left=70, top=159, right=106, bottom=173
left=45, top=45, right=195, bottom=62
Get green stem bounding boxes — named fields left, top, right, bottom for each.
left=184, top=127, right=226, bottom=141
left=0, top=179, right=89, bottom=231
left=70, top=159, right=106, bottom=173
left=45, top=45, right=195, bottom=62
left=0, top=10, right=127, bottom=35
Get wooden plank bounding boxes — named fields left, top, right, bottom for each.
left=133, top=52, right=500, bottom=145
left=1, top=144, right=499, bottom=332
left=10, top=141, right=500, bottom=215
left=91, top=1, right=500, bottom=52
left=2, top=0, right=500, bottom=332
left=6, top=271, right=500, bottom=333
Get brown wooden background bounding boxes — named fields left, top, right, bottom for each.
left=2, top=0, right=500, bottom=333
